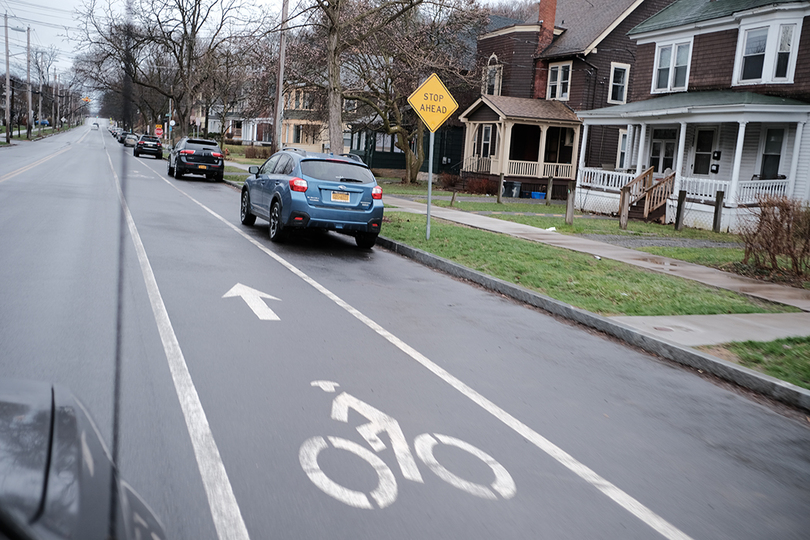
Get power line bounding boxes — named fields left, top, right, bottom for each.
left=3, top=0, right=75, bottom=15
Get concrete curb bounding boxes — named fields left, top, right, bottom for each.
left=377, top=236, right=810, bottom=413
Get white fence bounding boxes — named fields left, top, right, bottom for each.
left=737, top=179, right=789, bottom=204
left=508, top=160, right=539, bottom=177
left=578, top=168, right=635, bottom=190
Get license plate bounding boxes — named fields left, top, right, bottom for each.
left=198, top=165, right=207, bottom=170
left=331, top=191, right=350, bottom=202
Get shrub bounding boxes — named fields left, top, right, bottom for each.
left=439, top=172, right=462, bottom=190
left=465, top=177, right=499, bottom=195
left=244, top=146, right=271, bottom=159
left=740, top=196, right=810, bottom=277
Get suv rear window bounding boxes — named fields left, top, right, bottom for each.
left=186, top=140, right=222, bottom=152
left=301, top=160, right=375, bottom=184
left=141, top=136, right=160, bottom=142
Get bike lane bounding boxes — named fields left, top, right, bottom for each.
left=118, top=155, right=809, bottom=540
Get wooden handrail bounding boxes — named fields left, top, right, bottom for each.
left=642, top=171, right=675, bottom=218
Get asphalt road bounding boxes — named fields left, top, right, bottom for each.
left=1, top=122, right=809, bottom=540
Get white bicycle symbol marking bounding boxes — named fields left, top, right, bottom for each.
left=299, top=381, right=516, bottom=509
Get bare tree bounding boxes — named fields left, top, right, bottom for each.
left=487, top=0, right=537, bottom=21
left=290, top=0, right=425, bottom=153
left=76, top=0, right=268, bottom=138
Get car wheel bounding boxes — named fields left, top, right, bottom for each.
left=167, top=158, right=175, bottom=176
left=269, top=201, right=287, bottom=242
left=240, top=190, right=256, bottom=226
left=355, top=232, right=378, bottom=249
left=134, top=151, right=139, bottom=157
left=215, top=172, right=224, bottom=182
left=174, top=165, right=183, bottom=179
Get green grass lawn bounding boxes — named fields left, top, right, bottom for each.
left=381, top=212, right=795, bottom=317
left=704, top=337, right=810, bottom=391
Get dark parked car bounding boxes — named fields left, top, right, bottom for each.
left=134, top=135, right=163, bottom=158
left=240, top=148, right=383, bottom=248
left=117, top=130, right=134, bottom=144
left=0, top=379, right=166, bottom=540
left=167, top=138, right=224, bottom=182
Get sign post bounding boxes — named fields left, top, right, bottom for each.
left=407, top=73, right=458, bottom=240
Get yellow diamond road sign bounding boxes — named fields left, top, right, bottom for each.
left=408, top=73, right=458, bottom=133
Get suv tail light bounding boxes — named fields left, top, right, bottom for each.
left=211, top=152, right=223, bottom=158
left=372, top=186, right=383, bottom=200
left=290, top=178, right=308, bottom=192
left=180, top=149, right=195, bottom=155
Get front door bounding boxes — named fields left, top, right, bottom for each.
left=691, top=128, right=715, bottom=176
left=649, top=128, right=677, bottom=173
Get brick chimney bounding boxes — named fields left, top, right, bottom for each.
left=533, top=0, right=558, bottom=99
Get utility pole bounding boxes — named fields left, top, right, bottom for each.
left=26, top=27, right=31, bottom=138
left=5, top=13, right=11, bottom=144
left=51, top=71, right=55, bottom=130
left=273, top=0, right=288, bottom=154
left=55, top=72, right=59, bottom=130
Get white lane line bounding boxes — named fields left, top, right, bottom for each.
left=149, top=170, right=693, bottom=540
left=106, top=152, right=250, bottom=540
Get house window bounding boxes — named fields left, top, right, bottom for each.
left=734, top=18, right=801, bottom=85
left=616, top=129, right=628, bottom=169
left=481, top=125, right=492, bottom=157
left=548, top=62, right=571, bottom=100
left=608, top=63, right=630, bottom=104
left=741, top=28, right=768, bottom=81
left=775, top=25, right=794, bottom=78
left=760, top=128, right=785, bottom=179
left=653, top=42, right=691, bottom=92
left=293, top=124, right=302, bottom=144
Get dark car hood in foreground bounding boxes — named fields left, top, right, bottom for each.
left=0, top=379, right=165, bottom=540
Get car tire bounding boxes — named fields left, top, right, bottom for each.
left=240, top=190, right=256, bottom=226
left=215, top=172, right=224, bottom=182
left=167, top=158, right=175, bottom=176
left=134, top=151, right=139, bottom=157
left=269, top=200, right=287, bottom=242
left=355, top=233, right=378, bottom=249
left=174, top=165, right=184, bottom=179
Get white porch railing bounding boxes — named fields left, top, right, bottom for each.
left=737, top=178, right=789, bottom=204
left=543, top=163, right=574, bottom=179
left=679, top=177, right=730, bottom=200
left=508, top=160, right=539, bottom=177
left=463, top=156, right=492, bottom=174
left=578, top=167, right=635, bottom=190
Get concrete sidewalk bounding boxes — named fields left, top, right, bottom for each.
left=383, top=195, right=810, bottom=348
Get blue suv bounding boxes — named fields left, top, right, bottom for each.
left=240, top=149, right=384, bottom=248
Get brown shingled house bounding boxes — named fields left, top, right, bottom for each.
left=459, top=0, right=675, bottom=197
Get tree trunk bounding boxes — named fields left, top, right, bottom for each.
left=326, top=22, right=343, bottom=154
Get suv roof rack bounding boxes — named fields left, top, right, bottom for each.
left=339, top=153, right=364, bottom=163
left=282, top=147, right=308, bottom=156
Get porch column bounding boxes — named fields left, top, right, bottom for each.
left=571, top=124, right=583, bottom=181
left=674, top=121, right=687, bottom=194
left=626, top=124, right=634, bottom=169
left=577, top=123, right=589, bottom=180
left=729, top=121, right=748, bottom=207
left=538, top=126, right=548, bottom=179
left=462, top=122, right=476, bottom=168
left=788, top=120, right=805, bottom=198
left=500, top=121, right=513, bottom=177
left=636, top=123, right=647, bottom=175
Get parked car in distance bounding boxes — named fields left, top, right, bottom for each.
left=134, top=134, right=163, bottom=158
left=167, top=137, right=224, bottom=182
left=123, top=133, right=139, bottom=147
left=117, top=130, right=133, bottom=143
left=0, top=379, right=166, bottom=540
left=91, top=122, right=99, bottom=130
left=240, top=148, right=383, bottom=248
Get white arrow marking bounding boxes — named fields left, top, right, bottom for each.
left=310, top=381, right=340, bottom=393
left=223, top=283, right=281, bottom=321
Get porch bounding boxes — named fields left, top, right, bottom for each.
left=576, top=91, right=810, bottom=231
left=459, top=95, right=581, bottom=190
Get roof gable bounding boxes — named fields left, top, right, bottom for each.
left=631, top=0, right=806, bottom=35
left=460, top=95, right=580, bottom=123
left=540, top=0, right=646, bottom=58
